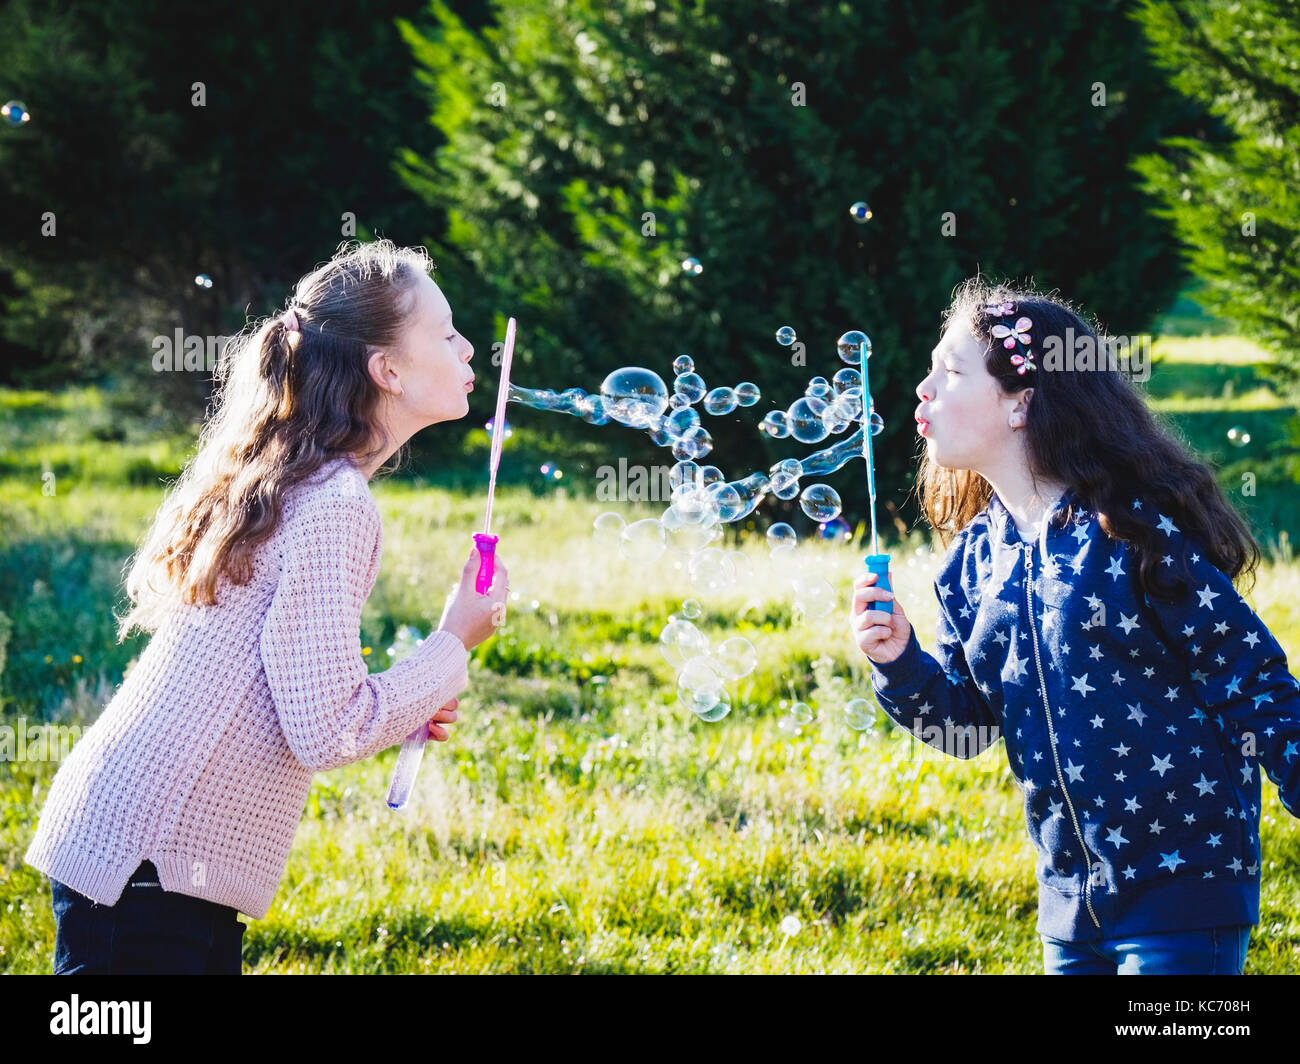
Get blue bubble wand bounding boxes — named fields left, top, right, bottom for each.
left=859, top=335, right=892, bottom=613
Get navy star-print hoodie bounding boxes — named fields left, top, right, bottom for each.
left=869, top=486, right=1300, bottom=941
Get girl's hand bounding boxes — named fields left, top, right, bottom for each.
left=851, top=571, right=912, bottom=664
left=427, top=697, right=459, bottom=742
left=438, top=550, right=511, bottom=650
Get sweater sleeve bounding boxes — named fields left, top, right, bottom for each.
left=869, top=578, right=1001, bottom=758
left=259, top=488, right=470, bottom=772
left=1136, top=511, right=1300, bottom=818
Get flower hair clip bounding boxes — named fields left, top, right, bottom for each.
left=984, top=301, right=1037, bottom=375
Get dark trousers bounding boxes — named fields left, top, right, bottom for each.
left=51, top=861, right=245, bottom=975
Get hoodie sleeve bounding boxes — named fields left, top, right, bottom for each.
left=868, top=577, right=1001, bottom=759
left=259, top=488, right=470, bottom=772
left=1134, top=508, right=1300, bottom=818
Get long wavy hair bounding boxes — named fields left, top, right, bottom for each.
left=915, top=276, right=1260, bottom=603
left=115, top=238, right=435, bottom=639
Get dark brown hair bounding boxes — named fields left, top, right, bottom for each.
left=116, top=238, right=434, bottom=638
left=915, top=276, right=1260, bottom=604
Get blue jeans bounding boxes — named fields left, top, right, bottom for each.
left=51, top=861, right=245, bottom=975
left=1041, top=924, right=1252, bottom=974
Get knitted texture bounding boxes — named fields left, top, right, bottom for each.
left=25, top=455, right=469, bottom=918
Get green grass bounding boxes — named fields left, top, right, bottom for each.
left=2, top=337, right=1300, bottom=973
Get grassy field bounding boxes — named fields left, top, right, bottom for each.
left=2, top=336, right=1299, bottom=973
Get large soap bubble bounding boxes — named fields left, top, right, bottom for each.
left=836, top=330, right=872, bottom=365
left=601, top=368, right=669, bottom=428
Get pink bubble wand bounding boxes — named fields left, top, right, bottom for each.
left=386, top=317, right=516, bottom=810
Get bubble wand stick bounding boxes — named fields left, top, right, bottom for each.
left=859, top=335, right=892, bottom=613
left=386, top=317, right=516, bottom=810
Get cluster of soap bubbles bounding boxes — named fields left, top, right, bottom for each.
left=657, top=598, right=758, bottom=721
left=3, top=100, right=31, bottom=126
left=760, top=329, right=884, bottom=445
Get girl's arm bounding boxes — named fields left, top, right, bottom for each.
left=1136, top=518, right=1300, bottom=818
left=260, top=490, right=469, bottom=772
left=869, top=581, right=1002, bottom=759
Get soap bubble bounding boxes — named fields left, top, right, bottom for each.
left=792, top=575, right=836, bottom=617
left=766, top=522, right=797, bottom=550
left=2, top=100, right=31, bottom=125
left=734, top=382, right=760, bottom=406
left=672, top=425, right=713, bottom=461
left=821, top=395, right=858, bottom=434
left=660, top=616, right=710, bottom=668
left=787, top=397, right=830, bottom=444
left=539, top=462, right=563, bottom=480
left=678, top=655, right=723, bottom=695
left=776, top=325, right=797, bottom=346
left=805, top=376, right=833, bottom=399
left=791, top=702, right=815, bottom=725
left=593, top=511, right=626, bottom=542
left=769, top=458, right=803, bottom=500
left=715, top=637, right=757, bottom=680
left=703, top=387, right=738, bottom=416
left=848, top=201, right=872, bottom=223
left=670, top=460, right=701, bottom=491
left=673, top=372, right=707, bottom=404
left=694, top=696, right=732, bottom=722
left=668, top=392, right=691, bottom=411
left=1227, top=426, right=1251, bottom=447
left=800, top=483, right=842, bottom=522
left=777, top=714, right=803, bottom=736
left=869, top=411, right=885, bottom=436
left=665, top=407, right=701, bottom=438
left=689, top=547, right=736, bottom=593
left=673, top=355, right=695, bottom=375
left=601, top=367, right=670, bottom=428
left=833, top=368, right=862, bottom=392
left=818, top=517, right=852, bottom=541
left=485, top=417, right=512, bottom=439
left=837, top=330, right=872, bottom=365
left=697, top=465, right=725, bottom=486
left=844, top=698, right=877, bottom=731
left=760, top=410, right=791, bottom=439
left=681, top=598, right=702, bottom=619
left=681, top=256, right=703, bottom=275
left=195, top=273, right=213, bottom=288
left=621, top=518, right=666, bottom=564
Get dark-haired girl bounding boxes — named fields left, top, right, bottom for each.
left=852, top=278, right=1300, bottom=974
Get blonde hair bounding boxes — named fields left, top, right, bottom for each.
left=115, top=239, right=434, bottom=639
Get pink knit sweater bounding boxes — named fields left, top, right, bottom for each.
left=24, top=455, right=469, bottom=919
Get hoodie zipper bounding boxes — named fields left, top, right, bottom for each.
left=1023, top=543, right=1102, bottom=930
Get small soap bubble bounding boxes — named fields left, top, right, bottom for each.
left=791, top=702, right=814, bottom=725
left=485, top=417, right=513, bottom=439
left=715, top=636, right=758, bottom=680
left=836, top=330, right=872, bottom=365
left=668, top=392, right=691, bottom=411
left=832, top=367, right=862, bottom=392
left=769, top=458, right=803, bottom=500
left=665, top=407, right=701, bottom=438
left=1227, top=426, right=1251, bottom=447
left=760, top=410, right=791, bottom=439
left=601, top=367, right=670, bottom=428
left=844, top=698, right=877, bottom=731
left=805, top=376, right=833, bottom=399
left=681, top=256, right=704, bottom=275
left=869, top=411, right=885, bottom=436
left=593, top=511, right=626, bottom=542
left=792, top=575, right=836, bottom=617
left=621, top=518, right=667, bottom=564
left=697, top=465, right=724, bottom=486
left=2, top=100, right=31, bottom=125
left=703, top=387, right=738, bottom=416
left=766, top=522, right=797, bottom=550
left=673, top=355, right=695, bottom=375
left=678, top=655, right=723, bottom=695
left=673, top=372, right=707, bottom=404
left=818, top=517, right=852, bottom=541
left=195, top=273, right=213, bottom=288
left=694, top=697, right=732, bottom=722
left=681, top=598, right=702, bottom=619
left=670, top=460, right=701, bottom=491
left=776, top=325, right=797, bottom=346
left=800, top=483, right=842, bottom=522
left=734, top=381, right=760, bottom=406
left=660, top=616, right=709, bottom=668
left=848, top=201, right=872, bottom=223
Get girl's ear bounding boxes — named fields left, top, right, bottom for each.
left=1010, top=387, right=1033, bottom=429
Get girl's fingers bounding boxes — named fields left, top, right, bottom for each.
left=429, top=723, right=450, bottom=742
